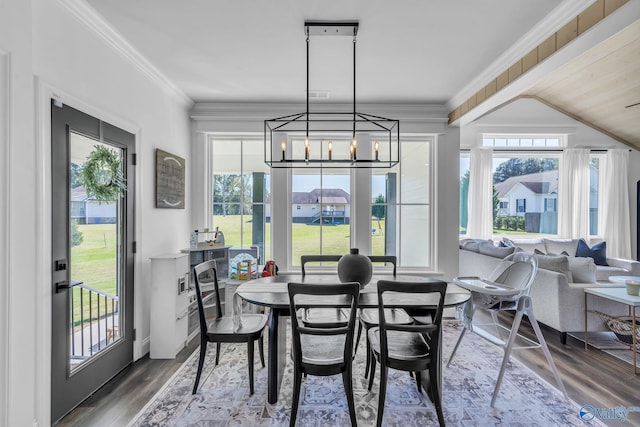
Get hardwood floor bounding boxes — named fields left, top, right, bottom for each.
left=57, top=315, right=640, bottom=426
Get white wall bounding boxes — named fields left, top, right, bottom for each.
left=0, top=1, right=36, bottom=426
left=1, top=0, right=194, bottom=425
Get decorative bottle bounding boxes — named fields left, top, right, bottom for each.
left=337, top=248, right=373, bottom=287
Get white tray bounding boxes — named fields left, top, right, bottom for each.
left=453, top=276, right=520, bottom=296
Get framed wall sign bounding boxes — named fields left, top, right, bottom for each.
left=156, top=148, right=185, bottom=209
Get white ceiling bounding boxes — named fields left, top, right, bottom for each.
left=84, top=0, right=561, bottom=105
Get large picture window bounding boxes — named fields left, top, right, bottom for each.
left=212, top=139, right=271, bottom=262
left=460, top=135, right=602, bottom=239
left=290, top=169, right=351, bottom=266
left=372, top=139, right=432, bottom=268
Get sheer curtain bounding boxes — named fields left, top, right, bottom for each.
left=558, top=149, right=590, bottom=238
left=602, top=149, right=631, bottom=259
left=466, top=147, right=493, bottom=239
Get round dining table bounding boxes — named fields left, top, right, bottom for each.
left=236, top=274, right=470, bottom=403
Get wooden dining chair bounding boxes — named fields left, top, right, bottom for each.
left=353, top=256, right=413, bottom=380
left=299, top=255, right=348, bottom=327
left=367, top=279, right=447, bottom=427
left=191, top=259, right=267, bottom=395
left=288, top=281, right=360, bottom=427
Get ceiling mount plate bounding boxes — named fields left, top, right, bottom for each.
left=305, top=21, right=359, bottom=36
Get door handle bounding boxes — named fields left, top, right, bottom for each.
left=55, top=281, right=70, bottom=293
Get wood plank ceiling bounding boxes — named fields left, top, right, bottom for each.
left=524, top=19, right=640, bottom=148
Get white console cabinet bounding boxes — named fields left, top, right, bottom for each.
left=150, top=253, right=190, bottom=359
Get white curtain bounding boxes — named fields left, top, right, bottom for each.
left=466, top=147, right=493, bottom=239
left=602, top=149, right=631, bottom=259
left=558, top=149, right=590, bottom=238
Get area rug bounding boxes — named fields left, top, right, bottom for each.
left=129, top=321, right=600, bottom=426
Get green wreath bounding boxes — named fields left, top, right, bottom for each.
left=80, top=145, right=127, bottom=203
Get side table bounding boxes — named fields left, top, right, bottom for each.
left=584, top=287, right=640, bottom=374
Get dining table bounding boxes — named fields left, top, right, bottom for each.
left=235, top=274, right=471, bottom=403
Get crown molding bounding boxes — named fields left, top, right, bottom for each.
left=57, top=0, right=193, bottom=108
left=190, top=102, right=449, bottom=122
left=446, top=0, right=596, bottom=111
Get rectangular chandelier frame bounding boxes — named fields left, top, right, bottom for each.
left=264, top=20, right=401, bottom=169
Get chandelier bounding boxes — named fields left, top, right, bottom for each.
left=264, top=21, right=400, bottom=168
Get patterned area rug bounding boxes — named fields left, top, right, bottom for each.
left=129, top=321, right=599, bottom=426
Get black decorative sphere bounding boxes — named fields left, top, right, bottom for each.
left=337, top=248, right=373, bottom=287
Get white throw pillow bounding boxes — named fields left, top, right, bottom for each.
left=544, top=238, right=580, bottom=256
left=567, top=256, right=597, bottom=283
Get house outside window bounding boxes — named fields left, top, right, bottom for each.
left=516, top=198, right=526, bottom=213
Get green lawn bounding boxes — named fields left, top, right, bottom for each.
left=71, top=216, right=384, bottom=325
left=71, top=224, right=118, bottom=326
left=213, top=215, right=386, bottom=265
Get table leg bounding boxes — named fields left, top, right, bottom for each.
left=267, top=307, right=287, bottom=404
left=633, top=306, right=637, bottom=375
left=584, top=292, right=589, bottom=350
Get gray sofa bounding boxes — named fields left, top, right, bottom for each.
left=459, top=238, right=640, bottom=343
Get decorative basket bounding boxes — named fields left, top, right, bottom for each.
left=591, top=310, right=640, bottom=346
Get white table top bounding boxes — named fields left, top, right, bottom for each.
left=585, top=287, right=640, bottom=306
left=609, top=276, right=640, bottom=284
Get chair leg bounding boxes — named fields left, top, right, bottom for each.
left=215, top=342, right=221, bottom=365
left=491, top=307, right=524, bottom=407
left=258, top=335, right=265, bottom=368
left=414, top=370, right=422, bottom=393
left=290, top=369, right=303, bottom=427
left=353, top=321, right=363, bottom=360
left=367, top=355, right=376, bottom=391
left=364, top=338, right=371, bottom=378
left=429, top=366, right=445, bottom=427
left=446, top=326, right=468, bottom=367
left=526, top=302, right=567, bottom=398
left=192, top=341, right=207, bottom=394
left=376, top=365, right=388, bottom=427
left=247, top=340, right=255, bottom=395
left=342, top=369, right=357, bottom=426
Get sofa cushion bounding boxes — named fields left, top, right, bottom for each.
left=478, top=242, right=515, bottom=259
left=460, top=238, right=493, bottom=252
left=544, top=238, right=580, bottom=256
left=532, top=253, right=573, bottom=282
left=596, top=265, right=630, bottom=282
left=567, top=256, right=597, bottom=283
left=576, top=239, right=608, bottom=266
left=502, top=237, right=546, bottom=253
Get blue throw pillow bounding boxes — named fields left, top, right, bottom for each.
left=576, top=239, right=608, bottom=266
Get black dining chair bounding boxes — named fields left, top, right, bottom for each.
left=367, top=279, right=447, bottom=427
left=353, top=256, right=413, bottom=380
left=288, top=281, right=360, bottom=427
left=299, top=255, right=349, bottom=327
left=192, top=259, right=267, bottom=395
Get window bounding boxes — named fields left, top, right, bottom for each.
left=459, top=155, right=470, bottom=236
left=291, top=168, right=350, bottom=266
left=499, top=201, right=508, bottom=209
left=212, top=139, right=271, bottom=262
left=544, top=198, right=556, bottom=212
left=483, top=135, right=562, bottom=148
left=516, top=199, right=526, bottom=213
left=589, top=155, right=601, bottom=236
left=372, top=139, right=432, bottom=268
